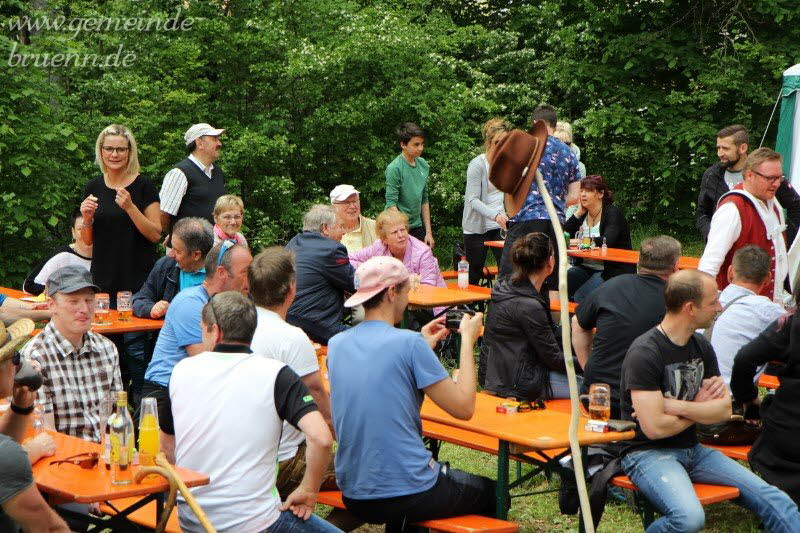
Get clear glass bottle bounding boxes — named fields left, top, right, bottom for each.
left=110, top=391, right=135, bottom=485
left=102, top=396, right=117, bottom=470
left=138, top=397, right=160, bottom=467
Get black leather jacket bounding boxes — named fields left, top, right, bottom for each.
left=481, top=277, right=566, bottom=401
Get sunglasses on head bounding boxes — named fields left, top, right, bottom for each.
left=216, top=239, right=236, bottom=268
left=50, top=452, right=99, bottom=470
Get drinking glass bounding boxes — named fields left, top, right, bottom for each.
left=579, top=383, right=611, bottom=422
left=117, top=291, right=132, bottom=321
left=409, top=273, right=421, bottom=292
left=93, top=293, right=112, bottom=327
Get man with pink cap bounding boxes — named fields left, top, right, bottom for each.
left=327, top=256, right=497, bottom=528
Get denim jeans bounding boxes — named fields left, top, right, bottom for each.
left=549, top=371, right=581, bottom=399
left=265, top=511, right=343, bottom=532
left=567, top=264, right=604, bottom=303
left=621, top=444, right=800, bottom=533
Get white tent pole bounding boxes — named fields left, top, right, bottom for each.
left=760, top=88, right=783, bottom=148
left=534, top=169, right=595, bottom=533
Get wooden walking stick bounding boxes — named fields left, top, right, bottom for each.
left=535, top=169, right=595, bottom=533
left=134, top=466, right=178, bottom=533
left=154, top=452, right=218, bottom=533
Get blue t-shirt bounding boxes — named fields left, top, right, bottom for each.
left=328, top=321, right=448, bottom=499
left=0, top=294, right=6, bottom=306
left=514, top=136, right=580, bottom=223
left=144, top=284, right=209, bottom=387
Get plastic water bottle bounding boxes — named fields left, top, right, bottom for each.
left=457, top=256, right=469, bottom=289
left=601, top=236, right=608, bottom=255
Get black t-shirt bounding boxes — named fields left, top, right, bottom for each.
left=0, top=434, right=35, bottom=530
left=83, top=175, right=159, bottom=305
left=576, top=274, right=666, bottom=415
left=620, top=328, right=720, bottom=453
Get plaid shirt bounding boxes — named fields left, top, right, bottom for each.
left=20, top=322, right=122, bottom=442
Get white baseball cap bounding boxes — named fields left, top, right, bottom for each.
left=184, top=123, right=225, bottom=146
left=329, top=184, right=360, bottom=203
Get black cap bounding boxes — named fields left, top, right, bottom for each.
left=46, top=265, right=100, bottom=296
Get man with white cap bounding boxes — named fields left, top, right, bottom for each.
left=327, top=256, right=497, bottom=528
left=330, top=184, right=377, bottom=254
left=159, top=123, right=226, bottom=245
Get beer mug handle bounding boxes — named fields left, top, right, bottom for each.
left=578, top=394, right=591, bottom=417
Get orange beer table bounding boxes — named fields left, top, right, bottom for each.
left=483, top=241, right=700, bottom=270
left=407, top=284, right=491, bottom=309
left=0, top=286, right=164, bottom=335
left=33, top=430, right=208, bottom=529
left=420, top=393, right=634, bottom=519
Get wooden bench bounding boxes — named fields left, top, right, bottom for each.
left=706, top=444, right=751, bottom=461
left=610, top=475, right=740, bottom=528
left=758, top=373, right=780, bottom=389
left=99, top=497, right=180, bottom=533
left=444, top=283, right=577, bottom=314
left=442, top=266, right=499, bottom=284
left=316, top=491, right=518, bottom=532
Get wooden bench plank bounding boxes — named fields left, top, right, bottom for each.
left=442, top=266, right=499, bottom=280
left=444, top=283, right=577, bottom=313
left=758, top=373, right=780, bottom=389
left=99, top=497, right=181, bottom=533
left=610, top=476, right=740, bottom=505
left=706, top=444, right=751, bottom=461
left=317, top=491, right=517, bottom=532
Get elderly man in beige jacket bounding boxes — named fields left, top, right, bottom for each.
left=330, top=184, right=377, bottom=254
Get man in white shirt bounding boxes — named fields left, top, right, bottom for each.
left=159, top=123, right=226, bottom=246
left=703, top=245, right=785, bottom=386
left=170, top=291, right=338, bottom=533
left=330, top=184, right=377, bottom=254
left=699, top=148, right=790, bottom=303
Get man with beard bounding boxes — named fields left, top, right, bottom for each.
left=696, top=124, right=800, bottom=243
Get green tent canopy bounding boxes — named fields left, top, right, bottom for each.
left=776, top=64, right=800, bottom=190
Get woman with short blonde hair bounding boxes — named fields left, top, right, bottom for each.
left=350, top=209, right=445, bottom=289
left=212, top=194, right=248, bottom=247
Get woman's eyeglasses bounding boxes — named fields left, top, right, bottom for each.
left=101, top=146, right=130, bottom=155
left=50, top=452, right=99, bottom=470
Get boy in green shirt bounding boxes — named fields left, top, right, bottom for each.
left=385, top=123, right=434, bottom=248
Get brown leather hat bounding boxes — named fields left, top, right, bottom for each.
left=488, top=120, right=548, bottom=218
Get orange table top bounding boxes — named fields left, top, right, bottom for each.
left=32, top=431, right=209, bottom=503
left=420, top=392, right=633, bottom=451
left=482, top=242, right=700, bottom=270
left=0, top=286, right=163, bottom=335
left=408, top=284, right=491, bottom=309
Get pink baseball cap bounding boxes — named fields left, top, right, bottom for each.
left=345, top=256, right=410, bottom=308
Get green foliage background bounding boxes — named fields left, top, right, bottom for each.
left=2, top=0, right=799, bottom=286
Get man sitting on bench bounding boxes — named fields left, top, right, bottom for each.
left=328, top=256, right=495, bottom=529
left=620, top=269, right=800, bottom=532
left=170, top=291, right=339, bottom=532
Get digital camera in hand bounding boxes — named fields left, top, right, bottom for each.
left=445, top=309, right=475, bottom=332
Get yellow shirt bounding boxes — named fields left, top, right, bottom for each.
left=341, top=215, right=377, bottom=254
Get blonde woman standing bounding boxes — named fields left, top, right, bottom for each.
left=79, top=124, right=161, bottom=405
left=461, top=118, right=510, bottom=285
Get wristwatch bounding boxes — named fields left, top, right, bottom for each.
left=10, top=402, right=34, bottom=415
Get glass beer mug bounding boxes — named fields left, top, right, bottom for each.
left=579, top=383, right=611, bottom=422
